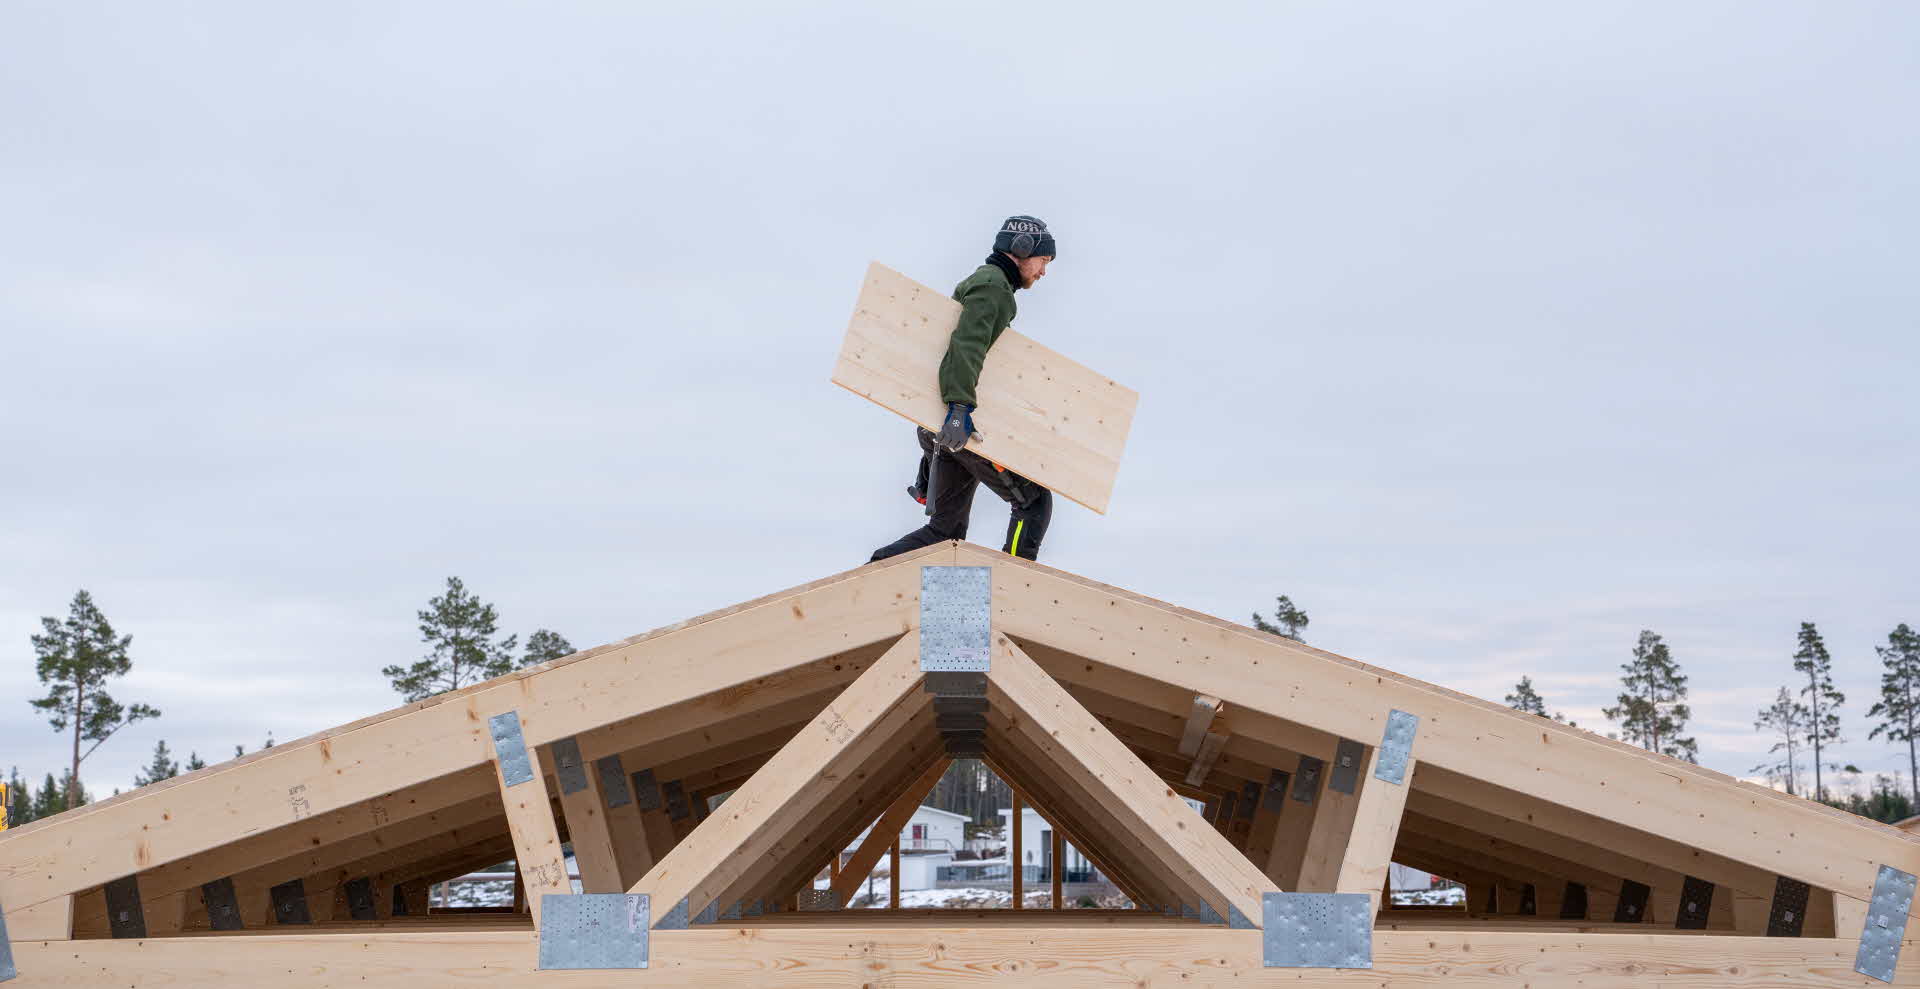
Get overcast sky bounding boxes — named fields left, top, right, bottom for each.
left=3, top=3, right=1915, bottom=801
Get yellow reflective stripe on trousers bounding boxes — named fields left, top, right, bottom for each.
left=1009, top=520, right=1025, bottom=557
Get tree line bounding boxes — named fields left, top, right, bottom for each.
left=1502, top=620, right=1913, bottom=821
left=7, top=578, right=572, bottom=827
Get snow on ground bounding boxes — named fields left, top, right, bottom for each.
left=1391, top=886, right=1467, bottom=907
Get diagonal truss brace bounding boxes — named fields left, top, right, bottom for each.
left=988, top=634, right=1279, bottom=925
left=626, top=636, right=926, bottom=925
left=831, top=758, right=953, bottom=906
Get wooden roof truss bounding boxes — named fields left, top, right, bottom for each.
left=3, top=540, right=1918, bottom=985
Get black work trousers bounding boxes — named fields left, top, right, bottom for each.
left=870, top=428, right=1053, bottom=562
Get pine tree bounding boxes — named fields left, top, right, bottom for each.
left=133, top=740, right=181, bottom=787
left=1754, top=686, right=1810, bottom=796
left=522, top=629, right=574, bottom=668
left=1506, top=677, right=1547, bottom=715
left=1603, top=629, right=1697, bottom=762
left=1868, top=623, right=1920, bottom=805
left=32, top=772, right=68, bottom=819
left=1793, top=622, right=1846, bottom=801
left=29, top=590, right=161, bottom=809
left=184, top=751, right=207, bottom=772
left=1252, top=595, right=1310, bottom=643
left=382, top=577, right=520, bottom=702
left=1506, top=677, right=1576, bottom=726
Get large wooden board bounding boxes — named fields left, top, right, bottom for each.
left=832, top=261, right=1138, bottom=514
left=10, top=927, right=1917, bottom=986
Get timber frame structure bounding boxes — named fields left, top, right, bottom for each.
left=2, top=540, right=1917, bottom=985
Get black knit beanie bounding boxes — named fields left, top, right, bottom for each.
left=992, top=215, right=1056, bottom=259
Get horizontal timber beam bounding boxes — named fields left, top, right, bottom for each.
left=8, top=926, right=1916, bottom=986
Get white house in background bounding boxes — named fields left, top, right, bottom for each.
left=998, top=806, right=1092, bottom=877
left=845, top=804, right=969, bottom=855
left=839, top=805, right=971, bottom=892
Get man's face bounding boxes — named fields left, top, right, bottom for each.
left=1014, top=254, right=1052, bottom=288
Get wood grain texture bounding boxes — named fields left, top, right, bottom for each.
left=990, top=635, right=1280, bottom=922
left=968, top=541, right=1920, bottom=922
left=626, top=637, right=927, bottom=918
left=832, top=262, right=1138, bottom=514
left=0, top=542, right=948, bottom=925
left=9, top=926, right=1916, bottom=986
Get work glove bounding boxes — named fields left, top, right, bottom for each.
left=936, top=403, right=977, bottom=453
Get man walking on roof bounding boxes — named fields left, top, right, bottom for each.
left=871, top=216, right=1058, bottom=563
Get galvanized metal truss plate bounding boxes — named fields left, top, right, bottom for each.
left=1856, top=864, right=1917, bottom=983
left=1262, top=892, right=1372, bottom=969
left=538, top=894, right=649, bottom=970
left=1237, top=781, right=1259, bottom=820
left=923, top=671, right=988, bottom=697
left=551, top=736, right=589, bottom=795
left=344, top=877, right=377, bottom=921
left=1327, top=739, right=1365, bottom=795
left=1290, top=756, right=1324, bottom=803
left=654, top=897, right=690, bottom=930
left=104, top=876, right=146, bottom=939
left=631, top=769, right=663, bottom=812
left=201, top=877, right=244, bottom=931
left=1374, top=710, right=1418, bottom=784
left=694, top=900, right=719, bottom=925
left=596, top=755, right=632, bottom=808
left=270, top=879, right=312, bottom=925
left=0, top=892, right=15, bottom=982
left=1559, top=881, right=1588, bottom=920
left=1228, top=903, right=1256, bottom=929
left=1261, top=769, right=1291, bottom=812
left=489, top=711, right=534, bottom=787
left=1613, top=879, right=1650, bottom=924
left=1675, top=876, right=1714, bottom=930
left=661, top=780, right=691, bottom=821
left=1767, top=875, right=1809, bottom=937
left=798, top=888, right=840, bottom=912
left=919, top=566, right=991, bottom=672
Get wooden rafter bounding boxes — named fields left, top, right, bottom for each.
left=970, top=542, right=1920, bottom=924
left=1411, top=764, right=1784, bottom=932
left=989, top=634, right=1279, bottom=923
left=626, top=636, right=927, bottom=921
left=736, top=708, right=945, bottom=909
left=0, top=542, right=950, bottom=928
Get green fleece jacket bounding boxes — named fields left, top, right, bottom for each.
left=936, top=263, right=1018, bottom=407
